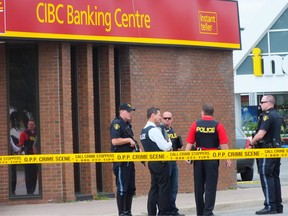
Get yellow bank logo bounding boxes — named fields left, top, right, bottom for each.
left=252, top=47, right=288, bottom=77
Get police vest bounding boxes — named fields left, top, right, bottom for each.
left=158, top=125, right=178, bottom=150
left=195, top=120, right=219, bottom=149
left=24, top=130, right=36, bottom=154
left=140, top=126, right=162, bottom=152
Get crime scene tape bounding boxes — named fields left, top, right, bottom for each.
left=1, top=148, right=288, bottom=165
left=238, top=180, right=260, bottom=184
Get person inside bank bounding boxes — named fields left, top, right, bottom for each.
left=19, top=119, right=38, bottom=195
left=9, top=111, right=22, bottom=195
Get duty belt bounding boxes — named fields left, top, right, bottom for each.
left=255, top=139, right=281, bottom=148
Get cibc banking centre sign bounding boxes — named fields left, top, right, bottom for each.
left=0, top=0, right=241, bottom=49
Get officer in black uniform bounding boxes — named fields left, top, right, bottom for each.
left=250, top=95, right=283, bottom=215
left=110, top=103, right=137, bottom=216
left=159, top=111, right=184, bottom=216
left=185, top=104, right=231, bottom=216
left=140, top=107, right=172, bottom=216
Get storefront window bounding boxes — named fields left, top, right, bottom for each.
left=241, top=106, right=259, bottom=136
left=257, top=34, right=268, bottom=53
left=8, top=44, right=41, bottom=198
left=270, top=31, right=288, bottom=53
left=271, top=7, right=288, bottom=30
left=277, top=105, right=288, bottom=145
left=241, top=94, right=288, bottom=143
left=236, top=57, right=253, bottom=75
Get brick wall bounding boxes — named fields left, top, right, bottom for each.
left=38, top=42, right=75, bottom=203
left=58, top=43, right=75, bottom=201
left=98, top=45, right=117, bottom=193
left=121, top=46, right=237, bottom=194
left=77, top=44, right=97, bottom=195
left=0, top=42, right=237, bottom=203
left=0, top=44, right=9, bottom=203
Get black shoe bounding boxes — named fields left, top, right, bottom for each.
left=255, top=208, right=277, bottom=215
left=205, top=212, right=215, bottom=216
left=277, top=209, right=283, bottom=214
left=119, top=212, right=132, bottom=216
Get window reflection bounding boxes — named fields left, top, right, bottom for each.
left=8, top=44, right=41, bottom=197
left=9, top=110, right=22, bottom=195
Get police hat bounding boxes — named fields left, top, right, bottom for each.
left=119, top=103, right=136, bottom=112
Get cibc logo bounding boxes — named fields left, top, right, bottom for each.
left=252, top=47, right=288, bottom=77
left=0, top=0, right=5, bottom=33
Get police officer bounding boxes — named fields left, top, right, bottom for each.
left=140, top=107, right=172, bottom=216
left=110, top=103, right=137, bottom=216
left=185, top=104, right=231, bottom=216
left=250, top=95, right=283, bottom=215
left=159, top=111, right=184, bottom=216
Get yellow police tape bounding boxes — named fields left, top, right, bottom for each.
left=1, top=148, right=288, bottom=165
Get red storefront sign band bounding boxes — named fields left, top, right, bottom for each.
left=0, top=0, right=5, bottom=34
left=0, top=0, right=241, bottom=49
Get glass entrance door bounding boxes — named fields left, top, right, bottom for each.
left=7, top=44, right=41, bottom=198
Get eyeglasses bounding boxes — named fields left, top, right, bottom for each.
left=260, top=101, right=269, bottom=104
left=163, top=117, right=172, bottom=120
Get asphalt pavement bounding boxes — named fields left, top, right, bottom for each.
left=1, top=182, right=288, bottom=216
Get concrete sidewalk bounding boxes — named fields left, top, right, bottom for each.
left=1, top=185, right=288, bottom=216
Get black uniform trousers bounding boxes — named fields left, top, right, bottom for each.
left=194, top=160, right=219, bottom=216
left=113, top=162, right=136, bottom=215
left=113, top=162, right=136, bottom=196
left=147, top=161, right=170, bottom=216
left=257, top=158, right=283, bottom=212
